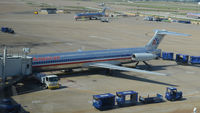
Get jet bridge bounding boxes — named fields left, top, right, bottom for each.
left=0, top=47, right=32, bottom=86
left=0, top=56, right=32, bottom=77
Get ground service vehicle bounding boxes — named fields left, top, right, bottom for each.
left=139, top=94, right=163, bottom=104
left=100, top=17, right=109, bottom=22
left=1, top=27, right=15, bottom=34
left=35, top=73, right=60, bottom=89
left=93, top=93, right=115, bottom=110
left=165, top=87, right=182, bottom=101
left=116, top=90, right=138, bottom=106
left=0, top=99, right=21, bottom=113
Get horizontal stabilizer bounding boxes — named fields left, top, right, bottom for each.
left=154, top=30, right=191, bottom=36
left=90, top=63, right=167, bottom=76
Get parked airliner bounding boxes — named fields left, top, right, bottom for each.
left=187, top=12, right=200, bottom=19
left=30, top=30, right=190, bottom=76
left=74, top=8, right=107, bottom=20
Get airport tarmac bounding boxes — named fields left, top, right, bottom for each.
left=1, top=0, right=200, bottom=113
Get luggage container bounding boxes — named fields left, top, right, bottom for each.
left=116, top=90, right=138, bottom=106
left=156, top=52, right=161, bottom=58
left=93, top=93, right=115, bottom=110
left=177, top=20, right=191, bottom=24
left=155, top=49, right=162, bottom=58
left=190, top=56, right=200, bottom=64
left=1, top=27, right=14, bottom=34
left=1, top=27, right=8, bottom=32
left=176, top=54, right=189, bottom=64
left=162, top=52, right=174, bottom=60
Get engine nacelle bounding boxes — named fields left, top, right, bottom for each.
left=132, top=53, right=157, bottom=61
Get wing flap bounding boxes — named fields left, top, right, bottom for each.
left=90, top=63, right=167, bottom=76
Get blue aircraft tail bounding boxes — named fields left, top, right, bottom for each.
left=145, top=30, right=190, bottom=51
left=102, top=8, right=107, bottom=14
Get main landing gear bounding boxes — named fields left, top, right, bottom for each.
left=134, top=61, right=152, bottom=69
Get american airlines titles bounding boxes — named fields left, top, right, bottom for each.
left=33, top=56, right=60, bottom=62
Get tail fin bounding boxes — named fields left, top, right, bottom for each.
left=102, top=7, right=107, bottom=14
left=145, top=30, right=190, bottom=51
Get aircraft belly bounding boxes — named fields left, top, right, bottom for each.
left=33, top=63, right=82, bottom=72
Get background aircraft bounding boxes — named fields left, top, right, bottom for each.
left=74, top=8, right=107, bottom=20
left=30, top=30, right=190, bottom=76
left=187, top=12, right=200, bottom=19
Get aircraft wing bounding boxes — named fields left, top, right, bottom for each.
left=89, top=63, right=167, bottom=76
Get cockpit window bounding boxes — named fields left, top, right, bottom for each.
left=49, top=77, right=58, bottom=82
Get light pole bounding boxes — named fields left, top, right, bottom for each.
left=2, top=46, right=7, bottom=86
